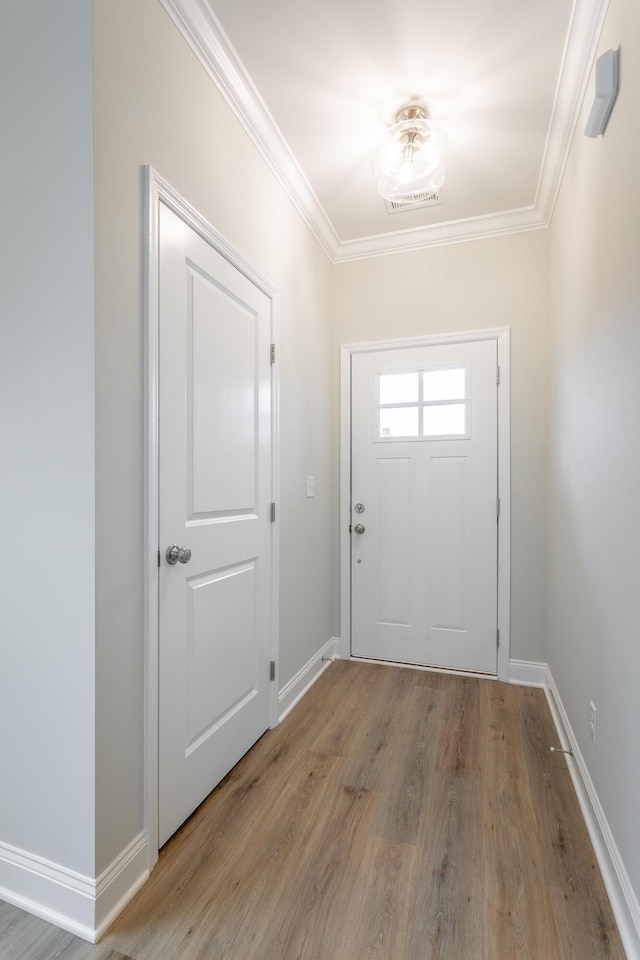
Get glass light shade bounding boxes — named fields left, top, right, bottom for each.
left=372, top=115, right=449, bottom=201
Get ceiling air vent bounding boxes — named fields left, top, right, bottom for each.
left=384, top=190, right=442, bottom=214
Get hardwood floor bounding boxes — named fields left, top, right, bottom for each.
left=0, top=661, right=625, bottom=959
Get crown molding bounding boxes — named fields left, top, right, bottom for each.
left=160, top=0, right=609, bottom=264
left=331, top=206, right=547, bottom=262
left=534, top=0, right=611, bottom=225
left=158, top=0, right=341, bottom=261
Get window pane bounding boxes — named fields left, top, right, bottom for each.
left=379, top=372, right=419, bottom=405
left=380, top=406, right=419, bottom=438
left=423, top=367, right=466, bottom=402
left=423, top=403, right=467, bottom=436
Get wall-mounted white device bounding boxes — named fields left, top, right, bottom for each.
left=584, top=47, right=620, bottom=138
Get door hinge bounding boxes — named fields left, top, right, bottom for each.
left=496, top=496, right=501, bottom=519
left=270, top=660, right=276, bottom=681
left=270, top=502, right=276, bottom=523
left=497, top=628, right=500, bottom=648
left=496, top=365, right=501, bottom=385
left=270, top=343, right=276, bottom=365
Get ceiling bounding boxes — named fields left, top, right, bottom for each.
left=162, top=0, right=608, bottom=261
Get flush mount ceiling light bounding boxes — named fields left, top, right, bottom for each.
left=372, top=104, right=449, bottom=203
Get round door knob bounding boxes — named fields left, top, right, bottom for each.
left=166, top=544, right=192, bottom=565
left=353, top=523, right=365, bottom=535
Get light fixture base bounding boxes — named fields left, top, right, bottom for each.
left=395, top=104, right=428, bottom=124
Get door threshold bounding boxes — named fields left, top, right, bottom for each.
left=348, top=655, right=498, bottom=682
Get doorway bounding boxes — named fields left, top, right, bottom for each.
left=340, top=330, right=510, bottom=680
left=145, top=168, right=280, bottom=862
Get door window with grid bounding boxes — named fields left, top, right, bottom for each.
left=378, top=365, right=469, bottom=440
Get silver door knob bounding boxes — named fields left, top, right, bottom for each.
left=166, top=544, right=192, bottom=565
left=353, top=523, right=365, bottom=535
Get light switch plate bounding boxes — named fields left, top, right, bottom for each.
left=306, top=476, right=315, bottom=498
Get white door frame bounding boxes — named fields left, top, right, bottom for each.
left=144, top=167, right=280, bottom=870
left=339, top=328, right=510, bottom=682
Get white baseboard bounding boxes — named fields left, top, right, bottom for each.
left=278, top=637, right=340, bottom=722
left=509, top=658, right=548, bottom=687
left=94, top=832, right=149, bottom=939
left=0, top=842, right=97, bottom=940
left=545, top=666, right=640, bottom=960
left=329, top=635, right=346, bottom=659
left=0, top=832, right=148, bottom=943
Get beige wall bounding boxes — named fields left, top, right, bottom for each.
left=548, top=0, right=640, bottom=902
left=94, top=0, right=333, bottom=873
left=333, top=231, right=550, bottom=663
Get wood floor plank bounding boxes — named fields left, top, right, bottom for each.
left=480, top=682, right=565, bottom=959
left=106, top=749, right=343, bottom=959
left=371, top=668, right=444, bottom=845
left=410, top=774, right=488, bottom=958
left=435, top=674, right=484, bottom=780
left=336, top=662, right=410, bottom=791
left=312, top=659, right=387, bottom=759
left=516, top=688, right=624, bottom=958
left=331, top=834, right=419, bottom=960
left=0, top=660, right=626, bottom=960
left=240, top=779, right=378, bottom=960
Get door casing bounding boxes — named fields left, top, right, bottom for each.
left=339, top=329, right=510, bottom=681
left=144, top=167, right=280, bottom=870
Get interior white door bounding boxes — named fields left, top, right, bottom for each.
left=158, top=202, right=272, bottom=846
left=351, top=340, right=498, bottom=674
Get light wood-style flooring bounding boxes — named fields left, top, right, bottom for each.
left=0, top=661, right=625, bottom=959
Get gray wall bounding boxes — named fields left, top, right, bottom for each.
left=547, top=0, right=640, bottom=900
left=0, top=1, right=96, bottom=874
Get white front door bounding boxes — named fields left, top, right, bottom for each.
left=158, top=202, right=273, bottom=846
left=351, top=340, right=498, bottom=674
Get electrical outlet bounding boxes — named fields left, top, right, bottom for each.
left=589, top=701, right=597, bottom=745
